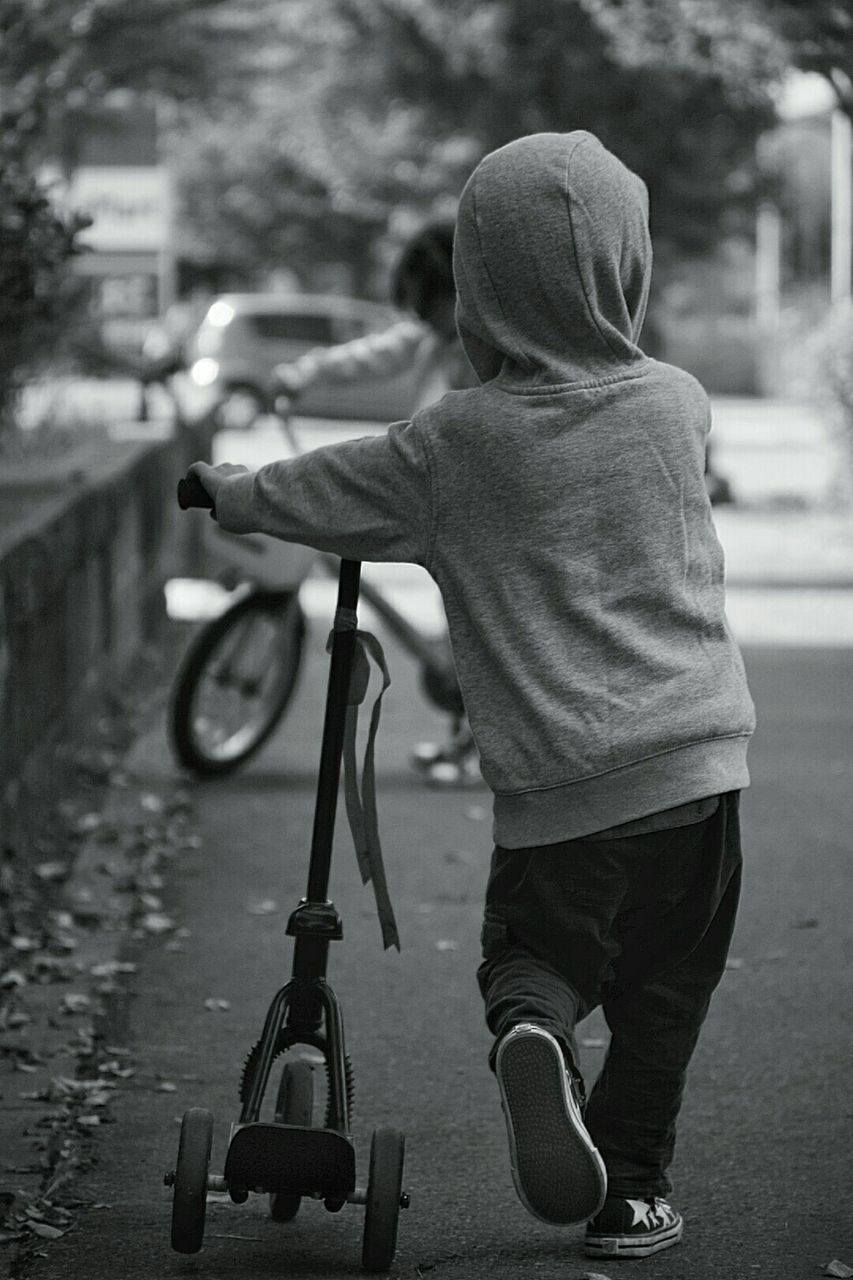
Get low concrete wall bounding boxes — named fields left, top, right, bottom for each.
left=0, top=434, right=181, bottom=850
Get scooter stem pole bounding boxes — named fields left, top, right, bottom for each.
left=306, top=559, right=361, bottom=904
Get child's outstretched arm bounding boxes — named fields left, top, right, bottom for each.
left=188, top=417, right=434, bottom=568
left=273, top=320, right=429, bottom=397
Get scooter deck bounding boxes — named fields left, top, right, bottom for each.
left=224, top=1123, right=356, bottom=1198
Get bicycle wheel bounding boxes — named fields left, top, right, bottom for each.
left=170, top=589, right=305, bottom=776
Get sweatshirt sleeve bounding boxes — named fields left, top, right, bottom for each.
left=276, top=321, right=429, bottom=393
left=213, top=417, right=435, bottom=567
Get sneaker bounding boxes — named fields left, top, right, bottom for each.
left=585, top=1195, right=683, bottom=1258
left=495, top=1024, right=607, bottom=1225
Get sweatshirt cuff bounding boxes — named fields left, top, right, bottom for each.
left=215, top=471, right=259, bottom=534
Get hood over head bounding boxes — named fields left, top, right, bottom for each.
left=453, top=131, right=652, bottom=385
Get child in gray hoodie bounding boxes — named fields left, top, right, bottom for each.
left=189, top=130, right=755, bottom=1260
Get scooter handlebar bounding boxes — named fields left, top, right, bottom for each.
left=177, top=474, right=214, bottom=510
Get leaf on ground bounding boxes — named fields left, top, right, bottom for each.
left=204, top=998, right=230, bottom=1012
left=34, top=862, right=67, bottom=883
left=32, top=954, right=78, bottom=981
left=826, top=1261, right=853, bottom=1278
left=0, top=972, right=27, bottom=990
left=245, top=899, right=278, bottom=915
left=59, top=994, right=91, bottom=1015
left=435, top=940, right=459, bottom=952
left=26, top=1221, right=66, bottom=1239
left=97, top=1062, right=135, bottom=1079
left=4, top=1011, right=31, bottom=1029
left=140, top=912, right=174, bottom=935
left=75, top=813, right=103, bottom=834
left=50, top=932, right=78, bottom=953
left=158, top=1082, right=177, bottom=1092
left=89, top=961, right=136, bottom=979
left=140, top=793, right=165, bottom=813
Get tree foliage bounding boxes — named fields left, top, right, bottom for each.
left=0, top=0, right=265, bottom=424
left=322, top=0, right=783, bottom=263
left=0, top=0, right=264, bottom=160
left=0, top=145, right=91, bottom=431
left=173, top=0, right=792, bottom=298
left=762, top=0, right=853, bottom=108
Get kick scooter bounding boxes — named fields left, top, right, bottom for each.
left=166, top=473, right=408, bottom=1273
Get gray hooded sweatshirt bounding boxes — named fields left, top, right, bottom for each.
left=215, top=130, right=755, bottom=848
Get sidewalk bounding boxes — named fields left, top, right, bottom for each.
left=2, top=396, right=852, bottom=1277
left=711, top=396, right=853, bottom=646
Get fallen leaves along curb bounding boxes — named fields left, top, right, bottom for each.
left=0, top=713, right=201, bottom=1271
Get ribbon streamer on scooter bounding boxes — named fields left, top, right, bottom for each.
left=326, top=626, right=399, bottom=951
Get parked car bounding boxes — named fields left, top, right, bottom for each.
left=183, top=292, right=431, bottom=429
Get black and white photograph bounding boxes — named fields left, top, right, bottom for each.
left=1, top=2, right=851, bottom=1276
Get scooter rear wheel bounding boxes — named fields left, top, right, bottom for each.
left=269, top=1059, right=315, bottom=1222
left=171, top=1107, right=214, bottom=1254
left=361, top=1127, right=405, bottom=1273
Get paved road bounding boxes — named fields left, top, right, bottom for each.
left=7, top=397, right=853, bottom=1279
left=14, top=623, right=853, bottom=1280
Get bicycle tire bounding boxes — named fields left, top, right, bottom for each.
left=170, top=589, right=305, bottom=776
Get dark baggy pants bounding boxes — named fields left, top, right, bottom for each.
left=477, top=792, right=742, bottom=1198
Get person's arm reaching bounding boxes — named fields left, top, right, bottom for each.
left=273, top=320, right=430, bottom=397
left=188, top=417, right=435, bottom=568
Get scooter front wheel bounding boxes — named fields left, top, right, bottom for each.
left=170, top=588, right=305, bottom=776
left=171, top=1107, right=214, bottom=1254
left=269, top=1059, right=315, bottom=1222
left=361, top=1127, right=405, bottom=1273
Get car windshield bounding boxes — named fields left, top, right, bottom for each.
left=246, top=313, right=336, bottom=343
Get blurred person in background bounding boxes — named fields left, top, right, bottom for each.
left=274, top=220, right=480, bottom=786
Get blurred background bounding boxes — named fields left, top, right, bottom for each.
left=3, top=0, right=853, bottom=438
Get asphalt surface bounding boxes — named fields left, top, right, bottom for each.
left=8, top=624, right=851, bottom=1280
left=5, top=397, right=853, bottom=1279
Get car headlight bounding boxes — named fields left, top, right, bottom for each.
left=190, top=358, right=220, bottom=387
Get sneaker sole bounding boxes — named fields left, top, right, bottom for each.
left=496, top=1026, right=607, bottom=1225
left=585, top=1217, right=683, bottom=1258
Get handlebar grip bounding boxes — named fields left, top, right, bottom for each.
left=177, top=475, right=214, bottom=510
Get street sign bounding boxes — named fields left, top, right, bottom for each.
left=68, top=166, right=169, bottom=252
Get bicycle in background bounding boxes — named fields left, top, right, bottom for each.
left=167, top=397, right=476, bottom=784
